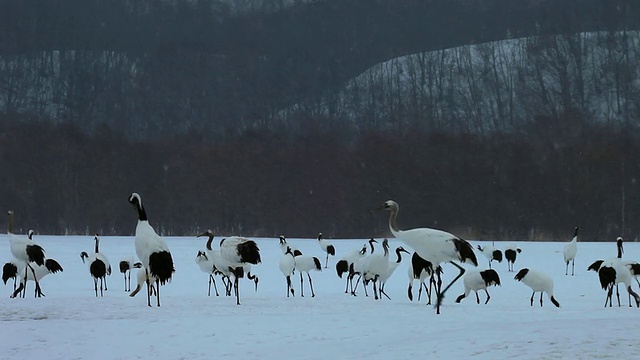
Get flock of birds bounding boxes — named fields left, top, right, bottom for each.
left=3, top=198, right=640, bottom=314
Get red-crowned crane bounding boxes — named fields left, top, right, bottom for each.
left=7, top=210, right=46, bottom=298
left=563, top=227, right=579, bottom=276
left=80, top=234, right=112, bottom=297
left=199, top=230, right=232, bottom=296
left=119, top=257, right=136, bottom=291
left=279, top=246, right=296, bottom=297
left=377, top=246, right=410, bottom=300
left=477, top=243, right=503, bottom=269
left=350, top=238, right=378, bottom=296
left=128, top=193, right=175, bottom=307
left=195, top=250, right=220, bottom=296
left=407, top=252, right=440, bottom=304
left=317, top=233, right=335, bottom=268
left=199, top=230, right=260, bottom=301
left=293, top=252, right=322, bottom=297
left=218, top=234, right=261, bottom=305
left=455, top=269, right=501, bottom=304
left=504, top=245, right=522, bottom=272
left=336, top=243, right=368, bottom=294
left=514, top=268, right=560, bottom=307
left=362, top=239, right=391, bottom=300
left=5, top=258, right=63, bottom=298
left=3, top=259, right=20, bottom=292
left=279, top=235, right=302, bottom=256
left=587, top=237, right=640, bottom=307
left=375, top=200, right=478, bottom=314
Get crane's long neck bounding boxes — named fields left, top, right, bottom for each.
left=617, top=243, right=623, bottom=258
left=388, top=207, right=400, bottom=235
left=7, top=211, right=13, bottom=235
left=95, top=237, right=100, bottom=253
left=136, top=203, right=148, bottom=221
left=206, top=236, right=214, bottom=251
left=394, top=249, right=403, bottom=263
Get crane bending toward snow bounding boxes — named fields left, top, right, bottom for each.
left=128, top=193, right=175, bottom=307
left=374, top=200, right=477, bottom=314
left=455, top=269, right=501, bottom=305
left=477, top=243, right=502, bottom=269
left=514, top=268, right=560, bottom=307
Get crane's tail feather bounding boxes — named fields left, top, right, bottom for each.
left=149, top=251, right=175, bottom=285
left=45, top=259, right=64, bottom=273
left=453, top=238, right=478, bottom=266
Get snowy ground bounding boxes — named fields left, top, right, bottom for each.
left=1, top=234, right=639, bottom=359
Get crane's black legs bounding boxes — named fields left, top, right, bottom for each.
left=434, top=261, right=465, bottom=315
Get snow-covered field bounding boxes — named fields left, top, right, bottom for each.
left=1, top=234, right=639, bottom=359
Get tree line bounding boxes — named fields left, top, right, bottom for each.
left=1, top=113, right=638, bottom=241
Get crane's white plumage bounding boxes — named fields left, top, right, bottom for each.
left=377, top=246, right=410, bottom=300
left=199, top=231, right=234, bottom=296
left=129, top=263, right=156, bottom=298
left=563, top=227, right=579, bottom=276
left=128, top=193, right=175, bottom=307
left=363, top=239, right=391, bottom=300
left=294, top=252, right=322, bottom=297
left=195, top=250, right=220, bottom=296
left=514, top=268, right=560, bottom=307
left=350, top=239, right=378, bottom=296
left=377, top=200, right=477, bottom=314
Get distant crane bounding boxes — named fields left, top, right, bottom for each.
left=563, top=227, right=579, bottom=276
left=317, top=233, right=335, bottom=268
left=80, top=234, right=112, bottom=297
